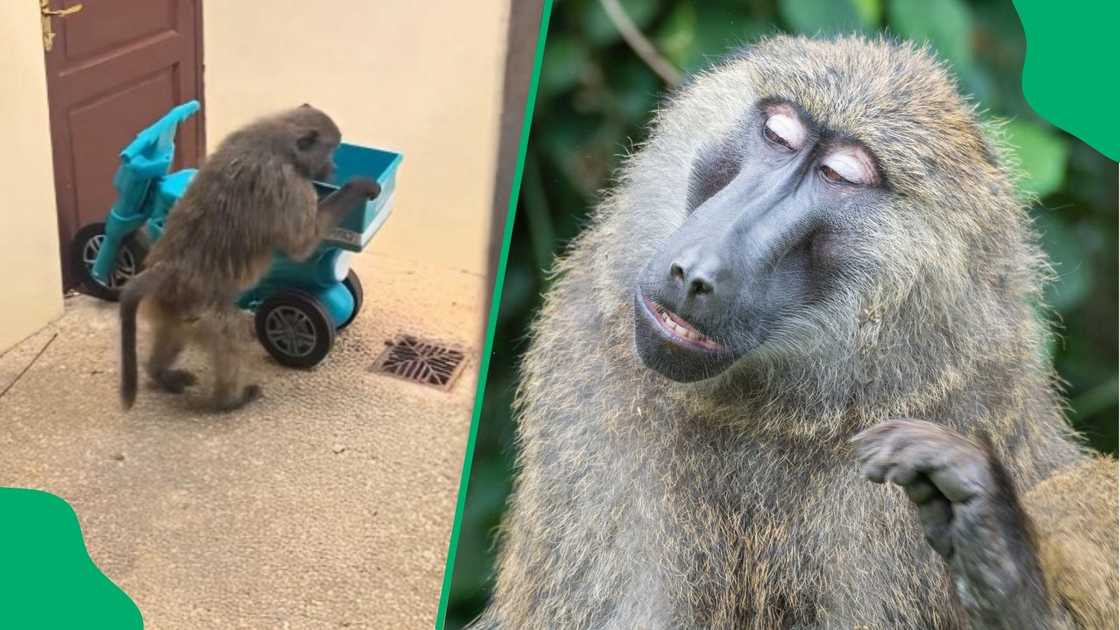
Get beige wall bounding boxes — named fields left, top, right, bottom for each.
left=203, top=1, right=510, bottom=277
left=0, top=3, right=64, bottom=353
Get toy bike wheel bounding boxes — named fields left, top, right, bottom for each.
left=70, top=222, right=148, bottom=302
left=338, top=270, right=364, bottom=330
left=254, top=290, right=335, bottom=369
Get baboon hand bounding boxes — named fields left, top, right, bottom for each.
left=851, top=419, right=999, bottom=560
left=317, top=177, right=381, bottom=225
left=344, top=177, right=381, bottom=200
left=853, top=419, right=1060, bottom=629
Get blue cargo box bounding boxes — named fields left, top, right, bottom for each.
left=314, top=143, right=402, bottom=253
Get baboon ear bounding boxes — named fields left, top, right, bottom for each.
left=296, top=129, right=319, bottom=151
left=299, top=103, right=312, bottom=109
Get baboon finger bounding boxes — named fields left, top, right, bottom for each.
left=902, top=477, right=940, bottom=504
left=854, top=419, right=992, bottom=498
left=918, top=498, right=955, bottom=558
left=852, top=425, right=905, bottom=477
left=927, top=458, right=990, bottom=503
left=850, top=420, right=903, bottom=450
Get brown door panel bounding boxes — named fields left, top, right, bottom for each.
left=44, top=0, right=203, bottom=288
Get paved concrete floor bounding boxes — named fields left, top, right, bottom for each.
left=0, top=251, right=484, bottom=629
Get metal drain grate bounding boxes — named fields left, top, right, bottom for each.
left=370, top=334, right=467, bottom=391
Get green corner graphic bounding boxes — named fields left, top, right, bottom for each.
left=0, top=489, right=143, bottom=629
left=1014, top=0, right=1119, bottom=161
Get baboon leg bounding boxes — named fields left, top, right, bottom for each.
left=145, top=315, right=197, bottom=394
left=202, top=311, right=262, bottom=412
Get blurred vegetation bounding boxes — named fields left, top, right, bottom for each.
left=444, top=0, right=1117, bottom=626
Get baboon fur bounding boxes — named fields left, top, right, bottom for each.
left=473, top=35, right=1118, bottom=629
left=119, top=105, right=379, bottom=411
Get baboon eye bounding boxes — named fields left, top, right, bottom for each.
left=820, top=149, right=877, bottom=186
left=820, top=164, right=845, bottom=184
left=297, top=130, right=319, bottom=151
left=763, top=113, right=805, bottom=152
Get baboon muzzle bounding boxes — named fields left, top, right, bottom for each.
left=634, top=172, right=820, bottom=382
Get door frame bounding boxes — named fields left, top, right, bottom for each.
left=486, top=0, right=544, bottom=317
left=191, top=1, right=207, bottom=162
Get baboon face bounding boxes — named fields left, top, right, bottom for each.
left=634, top=98, right=888, bottom=382
left=291, top=103, right=343, bottom=181
left=630, top=37, right=997, bottom=385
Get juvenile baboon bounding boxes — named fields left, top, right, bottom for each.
left=120, top=104, right=381, bottom=411
left=474, top=36, right=1118, bottom=629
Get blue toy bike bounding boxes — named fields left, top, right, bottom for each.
left=70, top=101, right=402, bottom=368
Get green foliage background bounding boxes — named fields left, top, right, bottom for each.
left=444, top=0, right=1117, bottom=626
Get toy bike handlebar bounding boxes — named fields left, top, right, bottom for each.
left=119, top=99, right=200, bottom=172
left=91, top=100, right=200, bottom=285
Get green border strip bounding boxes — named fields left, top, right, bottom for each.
left=434, top=2, right=555, bottom=628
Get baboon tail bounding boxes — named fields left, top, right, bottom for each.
left=119, top=269, right=160, bottom=410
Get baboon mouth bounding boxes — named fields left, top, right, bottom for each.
left=642, top=295, right=724, bottom=352
left=633, top=291, right=738, bottom=382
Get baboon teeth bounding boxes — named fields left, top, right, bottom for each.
left=651, top=302, right=723, bottom=351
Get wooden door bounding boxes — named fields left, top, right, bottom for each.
left=42, top=0, right=204, bottom=288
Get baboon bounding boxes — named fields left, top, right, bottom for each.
left=119, top=104, right=381, bottom=411
left=473, top=36, right=1118, bottom=629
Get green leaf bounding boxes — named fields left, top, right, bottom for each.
left=540, top=35, right=591, bottom=98
left=655, top=3, right=697, bottom=68
left=537, top=109, right=601, bottom=168
left=888, top=0, right=974, bottom=69
left=580, top=0, right=660, bottom=46
left=1033, top=211, right=1091, bottom=312
left=498, top=263, right=535, bottom=323
left=852, top=0, right=883, bottom=27
left=1069, top=377, right=1120, bottom=424
left=1004, top=120, right=1070, bottom=198
left=656, top=4, right=766, bottom=73
left=957, top=65, right=995, bottom=109
left=780, top=0, right=868, bottom=35
left=607, top=56, right=661, bottom=120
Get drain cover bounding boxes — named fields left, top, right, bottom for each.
left=371, top=334, right=467, bottom=391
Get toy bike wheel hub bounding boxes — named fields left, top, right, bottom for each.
left=263, top=306, right=319, bottom=357
left=82, top=233, right=138, bottom=288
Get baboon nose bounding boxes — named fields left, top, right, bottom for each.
left=669, top=261, right=714, bottom=297
left=690, top=276, right=713, bottom=296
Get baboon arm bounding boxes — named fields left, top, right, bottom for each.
left=1023, top=456, right=1119, bottom=630
left=942, top=457, right=1067, bottom=630
left=280, top=180, right=376, bottom=262
left=855, top=421, right=1116, bottom=630
left=953, top=455, right=1118, bottom=630
left=317, top=181, right=371, bottom=226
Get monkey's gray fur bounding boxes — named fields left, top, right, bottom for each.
left=471, top=35, right=1117, bottom=629
left=119, top=104, right=380, bottom=411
